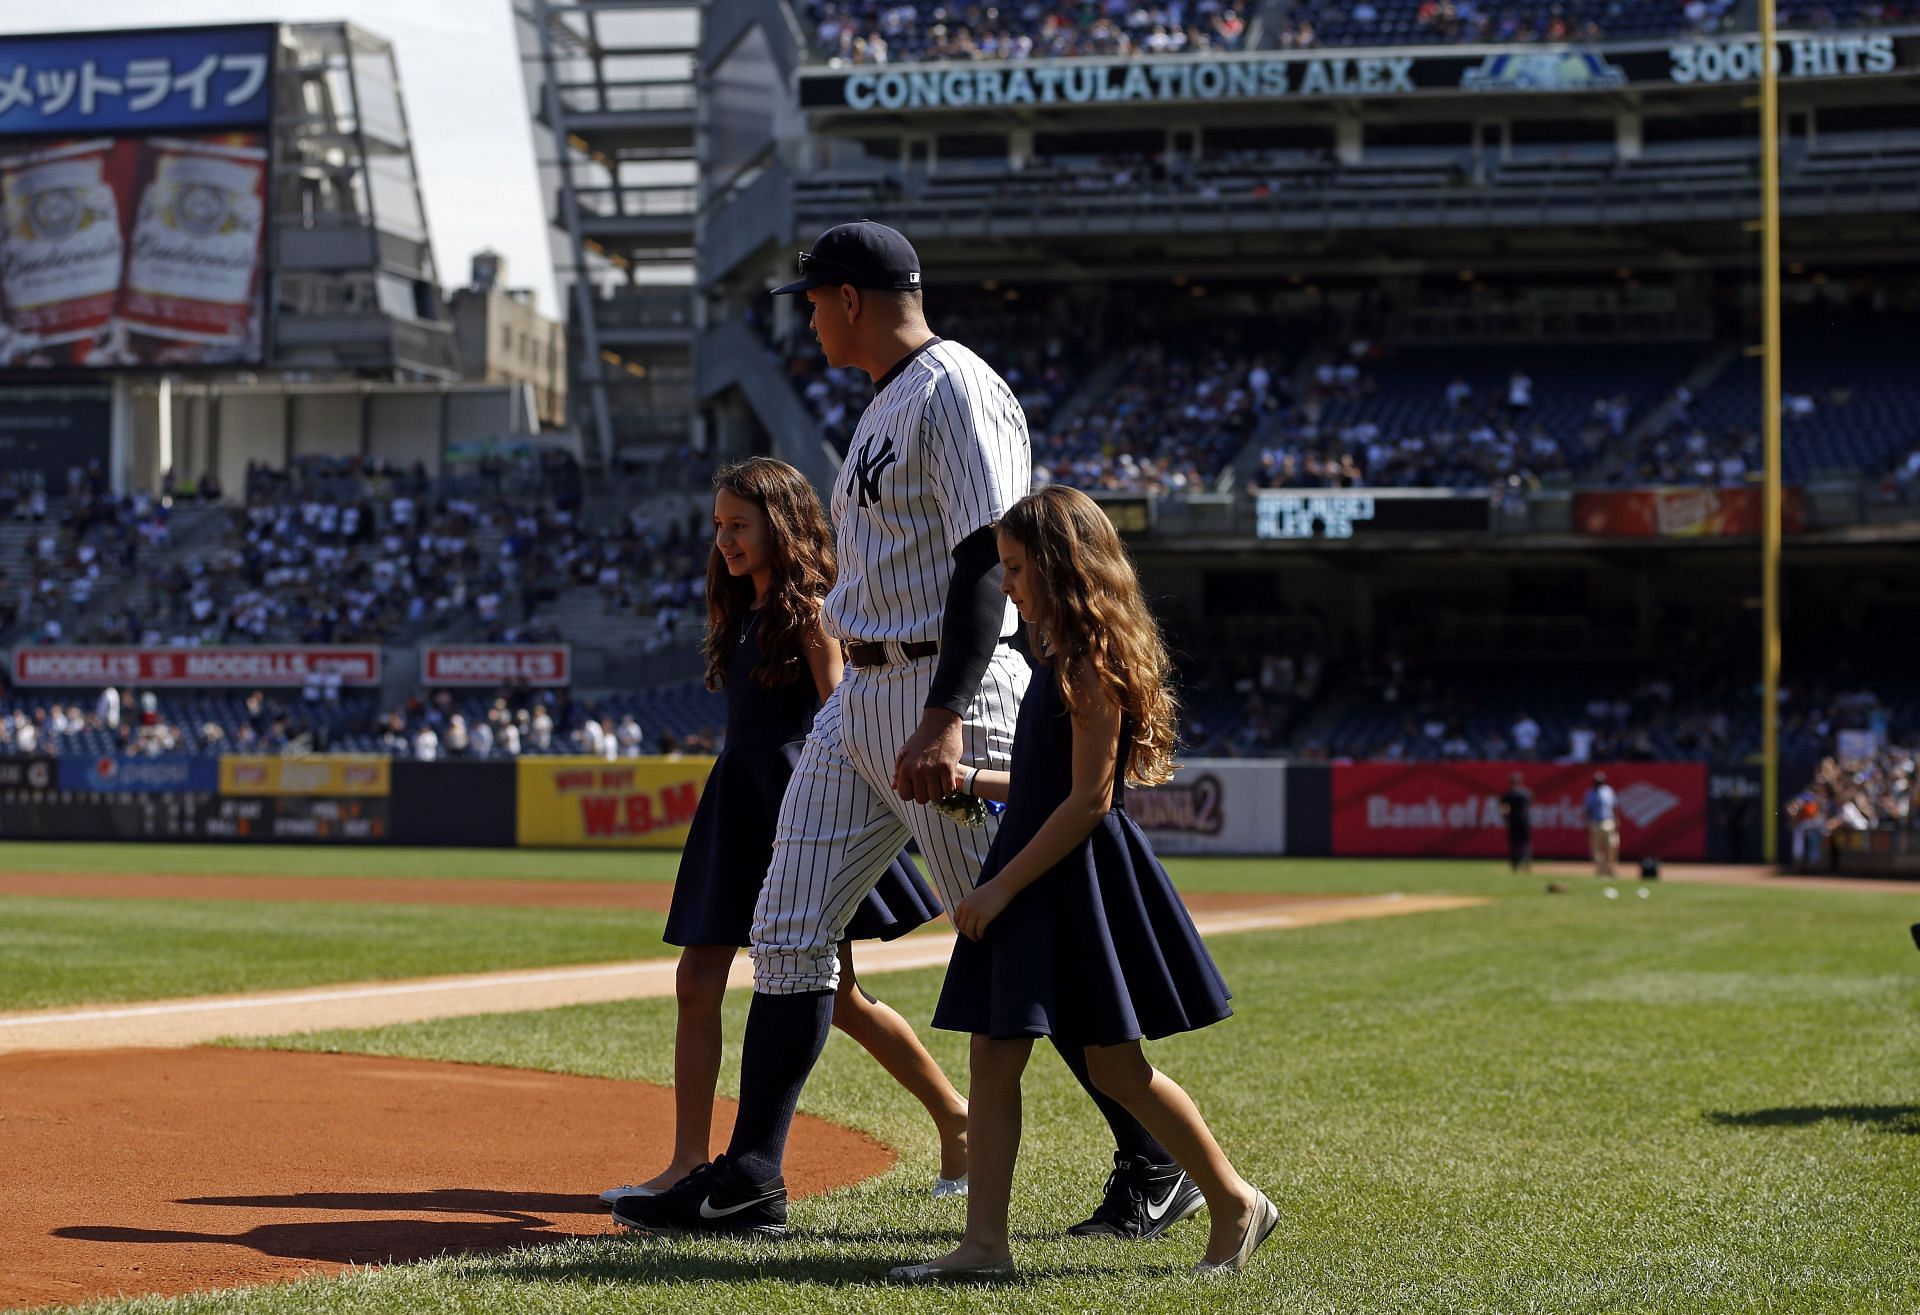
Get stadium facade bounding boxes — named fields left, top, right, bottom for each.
left=513, top=0, right=700, bottom=467
left=272, top=22, right=461, bottom=382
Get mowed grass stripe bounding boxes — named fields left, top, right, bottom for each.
left=84, top=875, right=1911, bottom=1315
left=0, top=896, right=1479, bottom=1052
left=0, top=897, right=673, bottom=1012
left=2, top=851, right=1909, bottom=1015
left=0, top=850, right=1495, bottom=1015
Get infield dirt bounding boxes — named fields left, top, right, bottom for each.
left=0, top=1047, right=893, bottom=1312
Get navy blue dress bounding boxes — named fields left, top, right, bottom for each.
left=933, top=658, right=1232, bottom=1045
left=665, top=610, right=938, bottom=947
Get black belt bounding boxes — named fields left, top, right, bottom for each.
left=847, top=639, right=939, bottom=668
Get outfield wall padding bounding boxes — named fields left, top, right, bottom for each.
left=513, top=756, right=714, bottom=849
left=1131, top=758, right=1287, bottom=856
left=390, top=760, right=517, bottom=848
left=1329, top=761, right=1709, bottom=860
left=1284, top=763, right=1333, bottom=857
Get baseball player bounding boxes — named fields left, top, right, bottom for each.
left=614, top=222, right=1200, bottom=1240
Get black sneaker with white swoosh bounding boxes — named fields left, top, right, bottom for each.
left=1065, top=1154, right=1205, bottom=1240
left=610, top=1156, right=789, bottom=1238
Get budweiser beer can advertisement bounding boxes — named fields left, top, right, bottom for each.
left=0, top=132, right=266, bottom=368
left=0, top=25, right=275, bottom=370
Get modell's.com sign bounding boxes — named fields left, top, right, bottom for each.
left=420, top=645, right=572, bottom=687
left=9, top=646, right=381, bottom=687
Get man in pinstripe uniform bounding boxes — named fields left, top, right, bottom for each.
left=614, top=222, right=1203, bottom=1242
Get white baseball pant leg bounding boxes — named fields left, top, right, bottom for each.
left=750, top=646, right=1029, bottom=994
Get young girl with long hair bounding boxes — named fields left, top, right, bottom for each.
left=601, top=457, right=969, bottom=1205
left=891, top=484, right=1276, bottom=1280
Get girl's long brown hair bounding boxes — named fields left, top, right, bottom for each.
left=703, top=458, right=835, bottom=691
left=997, top=485, right=1180, bottom=786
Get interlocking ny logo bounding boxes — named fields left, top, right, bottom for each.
left=1615, top=781, right=1681, bottom=828
left=847, top=435, right=899, bottom=509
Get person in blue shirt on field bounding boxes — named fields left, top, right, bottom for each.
left=1584, top=770, right=1619, bottom=876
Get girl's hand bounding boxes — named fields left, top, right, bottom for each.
left=952, top=883, right=1010, bottom=941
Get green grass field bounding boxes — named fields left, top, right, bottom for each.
left=0, top=841, right=681, bottom=883
left=0, top=844, right=677, bottom=1009
left=1, top=843, right=1508, bottom=1011
left=12, top=845, right=1920, bottom=1313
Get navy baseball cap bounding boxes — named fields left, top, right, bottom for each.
left=772, top=221, right=922, bottom=295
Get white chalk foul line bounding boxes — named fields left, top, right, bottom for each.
left=0, top=960, right=682, bottom=1029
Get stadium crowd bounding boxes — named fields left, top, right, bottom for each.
left=1246, top=347, right=1596, bottom=491
left=0, top=680, right=727, bottom=763
left=1790, top=742, right=1918, bottom=866
left=793, top=0, right=1747, bottom=61
left=1780, top=0, right=1919, bottom=28
left=4, top=452, right=706, bottom=652
left=1034, top=339, right=1291, bottom=494
left=802, top=1, right=1252, bottom=64
left=4, top=463, right=180, bottom=644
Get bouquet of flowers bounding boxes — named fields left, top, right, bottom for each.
left=930, top=790, right=991, bottom=828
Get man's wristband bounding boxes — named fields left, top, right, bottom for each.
left=964, top=765, right=979, bottom=796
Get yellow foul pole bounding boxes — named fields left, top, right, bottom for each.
left=1759, top=3, right=1784, bottom=863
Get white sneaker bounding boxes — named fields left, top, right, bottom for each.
left=932, top=1174, right=968, bottom=1198
left=598, top=1182, right=665, bottom=1206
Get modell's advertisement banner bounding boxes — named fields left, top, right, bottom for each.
left=11, top=646, right=381, bottom=687
left=0, top=26, right=274, bottom=370
left=1572, top=487, right=1807, bottom=538
left=1331, top=761, right=1708, bottom=859
left=516, top=757, right=711, bottom=849
left=421, top=645, right=572, bottom=687
left=1131, top=758, right=1287, bottom=856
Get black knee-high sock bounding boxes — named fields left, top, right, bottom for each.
left=726, top=990, right=835, bottom=1183
left=1049, top=1034, right=1172, bottom=1166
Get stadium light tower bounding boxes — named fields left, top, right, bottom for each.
left=1758, top=0, right=1784, bottom=864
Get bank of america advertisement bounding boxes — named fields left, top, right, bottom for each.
left=0, top=26, right=274, bottom=369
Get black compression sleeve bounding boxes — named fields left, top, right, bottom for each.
left=925, top=525, right=1005, bottom=716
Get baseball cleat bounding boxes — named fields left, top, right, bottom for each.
left=610, top=1155, right=788, bottom=1237
left=599, top=1181, right=665, bottom=1207
left=1193, top=1189, right=1280, bottom=1276
left=931, top=1174, right=968, bottom=1198
left=1066, top=1154, right=1204, bottom=1240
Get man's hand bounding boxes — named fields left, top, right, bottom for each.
left=893, top=709, right=964, bottom=803
left=952, top=881, right=1012, bottom=942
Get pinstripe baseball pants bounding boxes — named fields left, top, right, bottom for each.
left=750, top=645, right=1029, bottom=994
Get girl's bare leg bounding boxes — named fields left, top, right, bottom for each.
left=1084, top=1040, right=1259, bottom=1265
left=635, top=944, right=734, bottom=1190
left=918, top=1034, right=1033, bottom=1268
left=831, top=942, right=969, bottom=1179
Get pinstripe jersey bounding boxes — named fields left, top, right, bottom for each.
left=824, top=337, right=1030, bottom=645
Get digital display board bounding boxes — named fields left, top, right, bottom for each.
left=0, top=25, right=274, bottom=370
left=1254, top=489, right=1492, bottom=539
